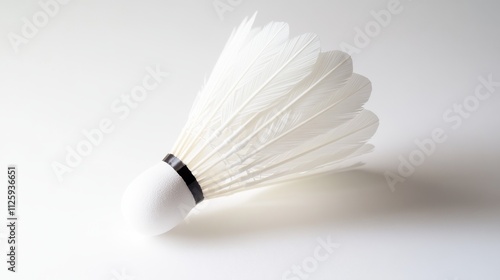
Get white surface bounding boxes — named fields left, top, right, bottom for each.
left=0, top=0, right=499, bottom=279
left=122, top=161, right=195, bottom=236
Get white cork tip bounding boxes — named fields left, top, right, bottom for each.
left=121, top=161, right=195, bottom=236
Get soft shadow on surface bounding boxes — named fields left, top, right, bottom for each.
left=162, top=170, right=500, bottom=241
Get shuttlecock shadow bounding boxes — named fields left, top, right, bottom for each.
left=163, top=168, right=500, bottom=241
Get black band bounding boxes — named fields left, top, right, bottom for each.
left=163, top=154, right=204, bottom=204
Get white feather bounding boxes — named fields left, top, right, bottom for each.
left=174, top=13, right=259, bottom=156
left=204, top=110, right=379, bottom=197
left=233, top=73, right=372, bottom=170
left=170, top=16, right=379, bottom=199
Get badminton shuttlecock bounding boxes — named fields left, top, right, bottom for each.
left=121, top=14, right=379, bottom=236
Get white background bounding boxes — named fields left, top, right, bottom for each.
left=1, top=0, right=500, bottom=279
